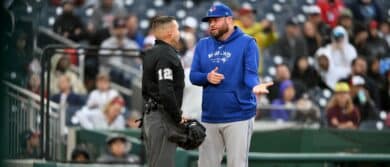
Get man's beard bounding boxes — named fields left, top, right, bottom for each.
left=171, top=37, right=181, bottom=50
left=210, top=22, right=229, bottom=39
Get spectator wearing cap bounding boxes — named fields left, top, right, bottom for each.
left=326, top=82, right=360, bottom=129
left=348, top=0, right=383, bottom=25
left=317, top=0, right=345, bottom=28
left=305, top=5, right=332, bottom=44
left=234, top=3, right=278, bottom=75
left=86, top=73, right=119, bottom=110
left=337, top=8, right=355, bottom=42
left=80, top=96, right=126, bottom=129
left=97, top=134, right=140, bottom=164
left=270, top=80, right=297, bottom=121
left=365, top=20, right=390, bottom=58
left=271, top=18, right=308, bottom=66
left=53, top=0, right=85, bottom=42
left=339, top=57, right=381, bottom=107
left=349, top=75, right=378, bottom=122
left=99, top=16, right=140, bottom=67
left=19, top=130, right=41, bottom=158
left=234, top=3, right=278, bottom=51
left=71, top=147, right=91, bottom=163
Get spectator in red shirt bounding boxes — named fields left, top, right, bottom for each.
left=326, top=82, right=360, bottom=129
left=317, top=0, right=345, bottom=28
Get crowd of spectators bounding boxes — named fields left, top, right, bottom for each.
left=7, top=0, right=390, bottom=129
left=5, top=0, right=390, bottom=163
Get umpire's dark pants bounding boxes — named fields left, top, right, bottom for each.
left=143, top=110, right=177, bottom=167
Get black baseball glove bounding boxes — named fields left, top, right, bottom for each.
left=177, top=120, right=206, bottom=150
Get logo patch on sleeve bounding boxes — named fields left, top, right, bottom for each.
left=158, top=68, right=173, bottom=80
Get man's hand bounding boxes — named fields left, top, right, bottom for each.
left=180, top=116, right=190, bottom=124
left=207, top=67, right=224, bottom=85
left=252, top=82, right=274, bottom=95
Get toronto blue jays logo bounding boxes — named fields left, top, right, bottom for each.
left=209, top=6, right=216, bottom=12
left=208, top=45, right=232, bottom=64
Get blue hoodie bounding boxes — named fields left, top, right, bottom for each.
left=271, top=80, right=294, bottom=121
left=190, top=27, right=260, bottom=123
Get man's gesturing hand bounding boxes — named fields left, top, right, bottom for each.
left=252, top=82, right=274, bottom=95
left=207, top=67, right=224, bottom=85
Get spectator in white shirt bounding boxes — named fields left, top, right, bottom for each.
left=321, top=26, right=357, bottom=79
left=99, top=17, right=140, bottom=67
left=86, top=73, right=119, bottom=110
left=79, top=96, right=126, bottom=130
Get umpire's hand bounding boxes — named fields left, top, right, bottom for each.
left=252, top=82, right=274, bottom=95
left=207, top=67, right=224, bottom=84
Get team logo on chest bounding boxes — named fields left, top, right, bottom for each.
left=208, top=45, right=232, bottom=64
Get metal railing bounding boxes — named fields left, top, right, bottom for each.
left=39, top=45, right=142, bottom=160
left=3, top=81, right=64, bottom=160
left=181, top=151, right=390, bottom=166
left=37, top=27, right=80, bottom=48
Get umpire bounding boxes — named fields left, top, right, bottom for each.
left=141, top=16, right=184, bottom=167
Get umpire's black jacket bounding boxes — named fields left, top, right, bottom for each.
left=142, top=39, right=185, bottom=123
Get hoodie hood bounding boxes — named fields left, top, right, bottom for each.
left=105, top=134, right=131, bottom=154
left=314, top=46, right=350, bottom=89
left=327, top=25, right=357, bottom=83
left=51, top=54, right=64, bottom=72
left=212, top=26, right=244, bottom=44
left=331, top=26, right=349, bottom=45
left=315, top=47, right=333, bottom=69
left=278, top=80, right=294, bottom=98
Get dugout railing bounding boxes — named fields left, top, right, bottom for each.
left=38, top=45, right=141, bottom=161
left=60, top=128, right=390, bottom=166
left=2, top=81, right=64, bottom=160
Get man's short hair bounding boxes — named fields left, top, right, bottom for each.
left=96, top=72, right=110, bottom=81
left=351, top=56, right=366, bottom=67
left=59, top=74, right=71, bottom=82
left=151, top=16, right=176, bottom=31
